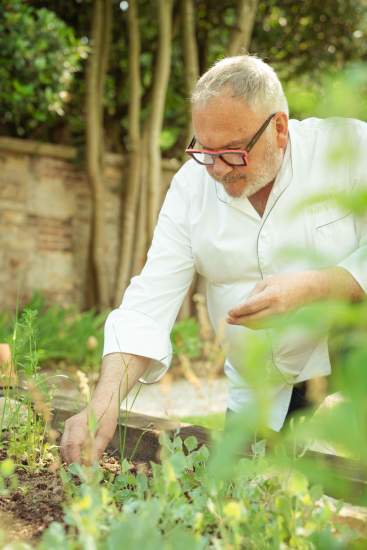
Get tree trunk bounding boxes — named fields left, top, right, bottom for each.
left=86, top=0, right=112, bottom=309
left=176, top=0, right=201, bottom=319
left=115, top=0, right=142, bottom=304
left=147, top=0, right=173, bottom=240
left=227, top=0, right=259, bottom=56
left=132, top=128, right=149, bottom=277
left=181, top=0, right=199, bottom=148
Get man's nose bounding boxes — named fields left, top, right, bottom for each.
left=211, top=156, right=232, bottom=178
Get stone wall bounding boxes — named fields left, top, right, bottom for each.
left=0, top=137, right=179, bottom=312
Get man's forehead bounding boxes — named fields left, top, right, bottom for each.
left=193, top=96, right=259, bottom=126
left=192, top=104, right=259, bottom=150
left=192, top=93, right=253, bottom=114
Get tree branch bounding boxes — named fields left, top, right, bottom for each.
left=181, top=0, right=199, bottom=146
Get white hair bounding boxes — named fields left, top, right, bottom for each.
left=191, top=55, right=289, bottom=115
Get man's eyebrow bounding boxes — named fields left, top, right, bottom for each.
left=197, top=138, right=247, bottom=150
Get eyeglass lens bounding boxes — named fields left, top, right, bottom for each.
left=192, top=152, right=246, bottom=166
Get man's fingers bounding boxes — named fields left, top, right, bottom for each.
left=227, top=307, right=272, bottom=327
left=61, top=430, right=82, bottom=464
left=90, top=432, right=112, bottom=462
left=60, top=411, right=117, bottom=465
left=66, top=443, right=82, bottom=464
left=60, top=423, right=71, bottom=463
left=60, top=418, right=84, bottom=464
left=227, top=290, right=270, bottom=319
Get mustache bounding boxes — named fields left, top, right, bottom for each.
left=221, top=175, right=247, bottom=184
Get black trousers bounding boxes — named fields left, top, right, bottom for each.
left=286, top=381, right=309, bottom=418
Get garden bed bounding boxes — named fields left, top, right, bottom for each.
left=1, top=396, right=367, bottom=547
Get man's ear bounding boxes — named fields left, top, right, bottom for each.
left=275, top=112, right=288, bottom=149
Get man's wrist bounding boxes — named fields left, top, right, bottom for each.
left=89, top=389, right=119, bottom=416
left=89, top=352, right=150, bottom=413
left=312, top=270, right=330, bottom=301
left=310, top=267, right=364, bottom=302
left=301, top=270, right=330, bottom=303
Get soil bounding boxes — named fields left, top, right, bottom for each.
left=0, top=459, right=64, bottom=544
left=0, top=449, right=145, bottom=545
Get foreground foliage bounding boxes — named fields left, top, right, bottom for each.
left=1, top=293, right=367, bottom=547
left=1, top=433, right=363, bottom=550
left=34, top=437, right=361, bottom=550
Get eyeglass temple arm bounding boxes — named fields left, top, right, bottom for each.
left=245, top=113, right=276, bottom=152
left=187, top=136, right=196, bottom=149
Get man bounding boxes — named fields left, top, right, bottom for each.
left=61, top=55, right=366, bottom=464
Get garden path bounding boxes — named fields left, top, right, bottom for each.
left=50, top=372, right=229, bottom=419
left=121, top=376, right=228, bottom=418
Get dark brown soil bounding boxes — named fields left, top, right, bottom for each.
left=0, top=449, right=145, bottom=545
left=0, top=462, right=64, bottom=544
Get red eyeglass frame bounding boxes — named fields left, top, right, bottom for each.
left=185, top=113, right=276, bottom=167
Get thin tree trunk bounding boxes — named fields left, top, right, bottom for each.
left=115, top=0, right=142, bottom=304
left=175, top=0, right=200, bottom=319
left=227, top=0, right=258, bottom=56
left=147, top=0, right=173, bottom=239
left=85, top=0, right=112, bottom=309
left=132, top=128, right=149, bottom=276
left=181, top=0, right=199, bottom=148
left=99, top=1, right=113, bottom=105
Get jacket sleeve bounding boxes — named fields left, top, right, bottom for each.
left=103, top=173, right=195, bottom=383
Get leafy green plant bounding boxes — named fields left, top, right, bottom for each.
left=171, top=317, right=202, bottom=360
left=38, top=432, right=360, bottom=549
left=0, top=0, right=87, bottom=136
left=1, top=293, right=107, bottom=370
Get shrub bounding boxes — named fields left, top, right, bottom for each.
left=0, top=0, right=87, bottom=136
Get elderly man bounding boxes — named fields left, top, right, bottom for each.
left=61, top=55, right=366, bottom=463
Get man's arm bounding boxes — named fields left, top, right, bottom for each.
left=227, top=267, right=365, bottom=328
left=61, top=171, right=195, bottom=463
left=60, top=352, right=150, bottom=464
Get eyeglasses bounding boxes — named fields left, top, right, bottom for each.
left=185, top=113, right=276, bottom=167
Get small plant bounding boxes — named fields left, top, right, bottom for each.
left=0, top=307, right=59, bottom=472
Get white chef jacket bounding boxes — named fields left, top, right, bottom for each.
left=104, top=117, right=367, bottom=431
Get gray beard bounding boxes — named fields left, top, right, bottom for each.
left=220, top=140, right=284, bottom=199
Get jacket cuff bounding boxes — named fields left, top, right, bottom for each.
left=103, top=308, right=171, bottom=384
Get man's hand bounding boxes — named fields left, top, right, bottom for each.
left=60, top=352, right=150, bottom=464
left=61, top=405, right=118, bottom=464
left=227, top=271, right=326, bottom=329
left=227, top=267, right=364, bottom=329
